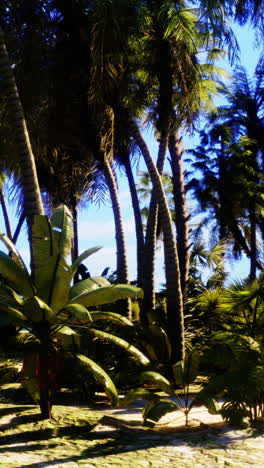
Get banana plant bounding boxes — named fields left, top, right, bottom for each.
left=0, top=205, right=148, bottom=419
left=120, top=350, right=218, bottom=427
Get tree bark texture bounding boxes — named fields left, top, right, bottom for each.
left=130, top=120, right=184, bottom=362
left=0, top=187, right=12, bottom=239
left=168, top=134, right=190, bottom=299
left=0, top=26, right=44, bottom=229
left=141, top=135, right=168, bottom=319
left=123, top=158, right=145, bottom=284
left=103, top=159, right=131, bottom=318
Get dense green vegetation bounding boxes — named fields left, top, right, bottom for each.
left=0, top=0, right=263, bottom=427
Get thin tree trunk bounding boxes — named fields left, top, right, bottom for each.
left=12, top=210, right=26, bottom=244
left=168, top=134, right=190, bottom=299
left=0, top=26, right=44, bottom=232
left=0, top=187, right=12, bottom=239
left=71, top=197, right=79, bottom=283
left=130, top=120, right=184, bottom=362
left=123, top=158, right=144, bottom=284
left=103, top=159, right=131, bottom=318
left=249, top=199, right=257, bottom=280
left=141, top=135, right=168, bottom=320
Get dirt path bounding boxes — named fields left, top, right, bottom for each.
left=0, top=403, right=264, bottom=468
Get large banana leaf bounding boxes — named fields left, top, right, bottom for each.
left=173, top=350, right=200, bottom=386
left=0, top=232, right=29, bottom=272
left=120, top=388, right=160, bottom=406
left=71, top=247, right=102, bottom=276
left=0, top=251, right=34, bottom=297
left=50, top=205, right=73, bottom=261
left=143, top=399, right=179, bottom=427
left=0, top=301, right=28, bottom=325
left=49, top=259, right=72, bottom=312
left=76, top=354, right=118, bottom=406
left=64, top=303, right=92, bottom=323
left=22, top=296, right=55, bottom=323
left=56, top=326, right=81, bottom=348
left=70, top=284, right=144, bottom=307
left=69, top=276, right=111, bottom=300
left=89, top=328, right=150, bottom=365
left=0, top=284, right=24, bottom=306
left=89, top=311, right=133, bottom=326
left=139, top=371, right=174, bottom=395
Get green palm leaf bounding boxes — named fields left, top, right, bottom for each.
left=139, top=371, right=174, bottom=395
left=76, top=354, right=118, bottom=406
left=71, top=247, right=102, bottom=276
left=0, top=251, right=34, bottom=297
left=120, top=388, right=160, bottom=407
left=70, top=284, right=143, bottom=307
left=50, top=205, right=73, bottom=260
left=0, top=232, right=29, bottom=272
left=89, top=311, right=133, bottom=326
left=22, top=296, right=55, bottom=323
left=89, top=328, right=150, bottom=366
left=69, top=276, right=111, bottom=300
left=64, top=303, right=92, bottom=323
left=0, top=301, right=28, bottom=325
left=143, top=400, right=179, bottom=427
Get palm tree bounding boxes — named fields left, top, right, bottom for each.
left=0, top=26, right=44, bottom=230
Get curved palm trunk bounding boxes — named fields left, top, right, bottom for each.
left=0, top=187, right=12, bottom=239
left=0, top=26, right=44, bottom=231
left=103, top=159, right=131, bottom=318
left=130, top=120, right=184, bottom=362
left=168, top=134, right=190, bottom=299
left=123, top=158, right=144, bottom=284
left=249, top=199, right=257, bottom=280
left=141, top=135, right=168, bottom=320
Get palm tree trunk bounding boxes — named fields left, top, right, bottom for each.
left=12, top=210, right=26, bottom=244
left=130, top=119, right=184, bottom=362
left=71, top=196, right=79, bottom=284
left=123, top=158, right=144, bottom=284
left=141, top=135, right=168, bottom=320
left=168, top=134, right=190, bottom=299
left=249, top=200, right=257, bottom=280
left=103, top=159, right=131, bottom=318
left=0, top=26, right=44, bottom=231
left=0, top=187, right=12, bottom=239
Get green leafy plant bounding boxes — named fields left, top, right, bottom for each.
left=120, top=350, right=218, bottom=427
left=0, top=205, right=148, bottom=419
left=202, top=332, right=264, bottom=426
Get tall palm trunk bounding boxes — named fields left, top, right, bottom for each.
left=141, top=135, right=168, bottom=320
left=168, top=134, right=190, bottom=299
left=123, top=157, right=144, bottom=284
left=103, top=159, right=131, bottom=318
left=12, top=210, right=26, bottom=244
left=130, top=120, right=184, bottom=362
left=0, top=187, right=12, bottom=239
left=249, top=199, right=257, bottom=280
left=0, top=26, right=44, bottom=231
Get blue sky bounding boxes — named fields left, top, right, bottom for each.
left=0, top=22, right=262, bottom=288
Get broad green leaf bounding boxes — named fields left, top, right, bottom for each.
left=22, top=296, right=54, bottom=323
left=50, top=205, right=73, bottom=261
left=70, top=284, right=143, bottom=307
left=0, top=251, right=34, bottom=297
left=56, top=326, right=81, bottom=349
left=173, top=360, right=185, bottom=386
left=147, top=323, right=172, bottom=361
left=139, top=371, right=174, bottom=395
left=69, top=276, right=111, bottom=300
left=89, top=311, right=133, bottom=326
left=183, top=350, right=200, bottom=384
left=143, top=400, right=179, bottom=427
left=89, top=328, right=150, bottom=365
left=212, top=332, right=261, bottom=356
left=64, top=303, right=92, bottom=323
left=76, top=354, right=118, bottom=406
left=0, top=232, right=28, bottom=272
left=49, top=259, right=72, bottom=313
left=120, top=388, right=160, bottom=406
left=71, top=247, right=102, bottom=276
left=191, top=393, right=219, bottom=415
left=0, top=301, right=28, bottom=324
left=0, top=284, right=24, bottom=306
